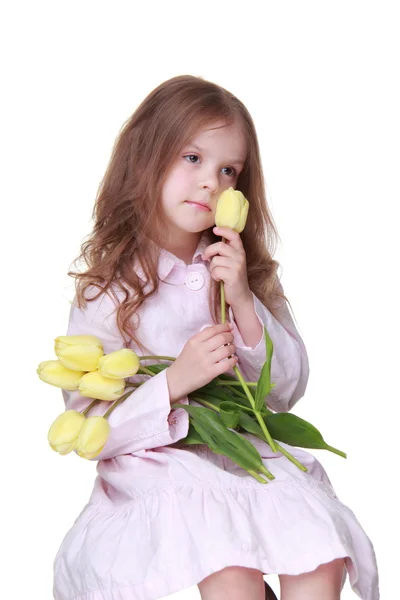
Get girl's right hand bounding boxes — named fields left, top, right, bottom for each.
left=166, top=323, right=238, bottom=402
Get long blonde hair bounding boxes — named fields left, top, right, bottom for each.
left=68, top=74, right=288, bottom=351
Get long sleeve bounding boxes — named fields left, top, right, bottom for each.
left=228, top=283, right=309, bottom=413
left=61, top=290, right=189, bottom=461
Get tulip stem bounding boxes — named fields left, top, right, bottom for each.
left=82, top=400, right=100, bottom=416
left=138, top=366, right=155, bottom=377
left=191, top=395, right=221, bottom=412
left=218, top=233, right=277, bottom=454
left=103, top=388, right=137, bottom=419
left=220, top=236, right=227, bottom=322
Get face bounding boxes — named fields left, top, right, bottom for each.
left=160, top=120, right=247, bottom=241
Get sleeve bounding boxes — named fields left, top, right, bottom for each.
left=228, top=282, right=309, bottom=413
left=61, top=289, right=189, bottom=461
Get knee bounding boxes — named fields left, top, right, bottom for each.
left=198, top=566, right=265, bottom=600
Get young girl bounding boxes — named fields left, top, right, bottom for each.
left=53, top=75, right=379, bottom=600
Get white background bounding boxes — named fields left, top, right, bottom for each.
left=1, top=1, right=398, bottom=598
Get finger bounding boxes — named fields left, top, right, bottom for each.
left=202, top=241, right=235, bottom=261
left=197, top=322, right=232, bottom=342
left=212, top=227, right=244, bottom=251
left=211, top=343, right=237, bottom=364
left=213, top=354, right=239, bottom=376
left=209, top=256, right=232, bottom=270
left=209, top=266, right=231, bottom=282
left=205, top=331, right=234, bottom=352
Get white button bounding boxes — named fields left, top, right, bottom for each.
left=185, top=271, right=204, bottom=290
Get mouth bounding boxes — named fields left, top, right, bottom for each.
left=185, top=201, right=212, bottom=212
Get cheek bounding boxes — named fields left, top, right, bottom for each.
left=162, top=165, right=190, bottom=198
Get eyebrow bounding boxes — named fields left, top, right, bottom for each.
left=186, top=143, right=246, bottom=167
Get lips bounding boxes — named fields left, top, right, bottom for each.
left=185, top=201, right=211, bottom=211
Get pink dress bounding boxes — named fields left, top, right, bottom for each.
left=53, top=232, right=379, bottom=600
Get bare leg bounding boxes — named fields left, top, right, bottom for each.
left=198, top=566, right=265, bottom=600
left=279, top=558, right=345, bottom=600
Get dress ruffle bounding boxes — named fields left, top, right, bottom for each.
left=53, top=443, right=379, bottom=600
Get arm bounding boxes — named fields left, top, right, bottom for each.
left=228, top=281, right=309, bottom=413
left=61, top=288, right=189, bottom=461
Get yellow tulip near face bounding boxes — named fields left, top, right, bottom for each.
left=98, top=349, right=140, bottom=379
left=48, top=410, right=86, bottom=455
left=37, top=360, right=84, bottom=390
left=79, top=371, right=125, bottom=401
left=55, top=334, right=104, bottom=372
left=215, top=187, right=249, bottom=233
left=75, top=416, right=111, bottom=459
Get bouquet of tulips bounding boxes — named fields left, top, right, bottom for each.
left=38, top=188, right=346, bottom=483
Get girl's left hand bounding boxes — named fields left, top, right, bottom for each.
left=202, top=226, right=253, bottom=308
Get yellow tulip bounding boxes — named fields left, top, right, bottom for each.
left=215, top=187, right=249, bottom=233
left=37, top=360, right=84, bottom=390
left=55, top=335, right=104, bottom=372
left=75, top=416, right=111, bottom=459
left=48, top=410, right=86, bottom=455
left=98, top=349, right=140, bottom=379
left=79, top=371, right=125, bottom=401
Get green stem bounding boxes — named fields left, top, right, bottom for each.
left=274, top=442, right=308, bottom=471
left=138, top=366, right=155, bottom=377
left=226, top=387, right=251, bottom=401
left=248, top=431, right=308, bottom=472
left=325, top=444, right=347, bottom=459
left=233, top=365, right=278, bottom=453
left=82, top=399, right=100, bottom=416
left=190, top=396, right=220, bottom=412
left=248, top=470, right=270, bottom=484
left=217, top=240, right=278, bottom=454
left=220, top=279, right=226, bottom=323
left=258, top=465, right=275, bottom=480
left=103, top=387, right=139, bottom=419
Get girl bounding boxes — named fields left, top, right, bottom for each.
left=53, top=75, right=379, bottom=600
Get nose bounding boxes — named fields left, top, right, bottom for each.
left=199, top=168, right=219, bottom=195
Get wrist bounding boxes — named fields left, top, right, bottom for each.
left=229, top=292, right=254, bottom=317
left=166, top=365, right=185, bottom=403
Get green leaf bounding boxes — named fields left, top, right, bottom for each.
left=196, top=387, right=237, bottom=403
left=219, top=400, right=247, bottom=413
left=172, top=404, right=267, bottom=473
left=179, top=423, right=206, bottom=446
left=138, top=363, right=169, bottom=374
left=219, top=408, right=240, bottom=429
left=191, top=391, right=226, bottom=409
left=254, top=326, right=274, bottom=411
left=238, top=409, right=273, bottom=437
left=265, top=413, right=346, bottom=457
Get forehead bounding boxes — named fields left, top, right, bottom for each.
left=187, top=120, right=247, bottom=157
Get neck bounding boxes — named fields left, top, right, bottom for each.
left=162, top=231, right=203, bottom=264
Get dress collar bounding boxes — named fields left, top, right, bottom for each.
left=135, top=230, right=213, bottom=282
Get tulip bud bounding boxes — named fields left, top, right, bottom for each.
left=76, top=416, right=111, bottom=459
left=79, top=371, right=125, bottom=401
left=48, top=410, right=86, bottom=455
left=215, top=187, right=249, bottom=233
left=37, top=360, right=84, bottom=390
left=98, top=349, right=140, bottom=379
left=55, top=335, right=104, bottom=372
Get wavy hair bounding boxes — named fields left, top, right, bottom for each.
left=68, top=74, right=289, bottom=353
